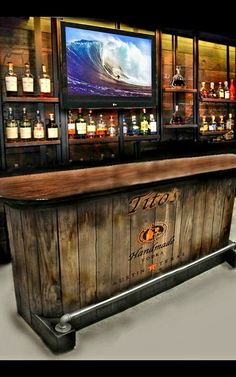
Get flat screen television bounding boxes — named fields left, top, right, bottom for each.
left=60, top=21, right=156, bottom=109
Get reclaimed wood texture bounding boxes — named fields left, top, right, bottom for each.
left=1, top=154, right=236, bottom=201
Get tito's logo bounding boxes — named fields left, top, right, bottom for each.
left=138, top=223, right=167, bottom=243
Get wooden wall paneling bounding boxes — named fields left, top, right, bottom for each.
left=219, top=178, right=235, bottom=247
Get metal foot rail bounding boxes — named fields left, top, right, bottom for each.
left=55, top=242, right=236, bottom=333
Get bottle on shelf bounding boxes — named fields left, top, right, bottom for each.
left=229, top=79, right=235, bottom=100
left=149, top=113, right=157, bottom=134
left=122, top=115, right=128, bottom=136
left=67, top=110, right=76, bottom=139
left=199, top=81, right=208, bottom=100
left=46, top=113, right=59, bottom=140
left=33, top=110, right=45, bottom=141
left=226, top=113, right=234, bottom=130
left=5, top=62, right=18, bottom=96
left=140, top=108, right=149, bottom=135
left=224, top=81, right=230, bottom=99
left=170, top=66, right=185, bottom=87
left=22, top=62, right=34, bottom=96
left=75, top=108, right=87, bottom=139
left=5, top=107, right=18, bottom=142
left=170, top=105, right=183, bottom=125
left=217, top=115, right=225, bottom=130
left=19, top=107, right=32, bottom=141
left=199, top=116, right=208, bottom=132
left=129, top=114, right=140, bottom=135
left=107, top=115, right=117, bottom=137
left=86, top=110, right=96, bottom=138
left=217, top=82, right=224, bottom=99
left=39, top=64, right=51, bottom=97
left=208, top=115, right=217, bottom=131
left=96, top=114, right=107, bottom=138
left=208, top=82, right=217, bottom=98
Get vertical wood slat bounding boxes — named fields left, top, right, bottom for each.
left=200, top=180, right=216, bottom=257
left=171, top=186, right=184, bottom=268
left=36, top=208, right=62, bottom=317
left=78, top=201, right=96, bottom=307
left=220, top=178, right=235, bottom=247
left=152, top=198, right=168, bottom=274
left=211, top=179, right=227, bottom=251
left=111, top=193, right=130, bottom=294
left=58, top=204, right=80, bottom=312
left=96, top=198, right=113, bottom=301
left=20, top=210, right=42, bottom=315
left=191, top=181, right=207, bottom=261
left=5, top=207, right=31, bottom=324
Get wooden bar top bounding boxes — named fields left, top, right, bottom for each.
left=0, top=154, right=236, bottom=202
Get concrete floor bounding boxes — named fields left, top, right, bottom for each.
left=1, top=202, right=236, bottom=360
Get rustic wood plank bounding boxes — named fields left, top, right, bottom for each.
left=211, top=179, right=227, bottom=251
left=200, top=180, right=217, bottom=257
left=36, top=208, right=62, bottom=317
left=96, top=198, right=113, bottom=301
left=58, top=204, right=80, bottom=312
left=171, top=185, right=184, bottom=268
left=111, top=193, right=130, bottom=294
left=219, top=178, right=236, bottom=247
left=78, top=200, right=97, bottom=307
left=5, top=207, right=31, bottom=324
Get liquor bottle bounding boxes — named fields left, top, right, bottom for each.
left=67, top=110, right=76, bottom=139
left=170, top=66, right=185, bottom=87
left=5, top=107, right=18, bottom=142
left=19, top=107, right=32, bottom=141
left=229, top=79, right=235, bottom=100
left=96, top=114, right=107, bottom=138
left=217, top=82, right=224, bottom=99
left=22, top=62, right=34, bottom=96
left=208, top=82, right=217, bottom=98
left=130, top=114, right=140, bottom=135
left=149, top=113, right=157, bottom=134
left=199, top=116, right=208, bottom=132
left=224, top=81, right=230, bottom=99
left=107, top=115, right=117, bottom=137
left=208, top=115, right=217, bottom=131
left=86, top=110, right=96, bottom=138
left=75, top=108, right=87, bottom=139
left=217, top=115, right=225, bottom=130
left=39, top=64, right=51, bottom=97
left=140, top=108, right=149, bottom=135
left=170, top=105, right=183, bottom=125
left=5, top=62, right=18, bottom=96
left=46, top=113, right=59, bottom=140
left=226, top=113, right=234, bottom=130
left=199, top=81, right=208, bottom=100
left=33, top=110, right=45, bottom=141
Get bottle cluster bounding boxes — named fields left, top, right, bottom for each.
left=67, top=108, right=157, bottom=139
left=5, top=107, right=59, bottom=142
left=199, top=113, right=234, bottom=132
left=5, top=62, right=51, bottom=97
left=199, top=80, right=235, bottom=100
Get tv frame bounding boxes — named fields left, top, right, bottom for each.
left=60, top=21, right=156, bottom=109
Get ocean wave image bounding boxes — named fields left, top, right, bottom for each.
left=65, top=26, right=152, bottom=97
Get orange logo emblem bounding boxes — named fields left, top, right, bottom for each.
left=138, top=223, right=167, bottom=243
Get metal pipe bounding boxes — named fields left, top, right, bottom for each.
left=55, top=242, right=236, bottom=333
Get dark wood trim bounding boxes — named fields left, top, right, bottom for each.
left=2, top=96, right=59, bottom=103
left=163, top=88, right=197, bottom=93
left=6, top=140, right=61, bottom=148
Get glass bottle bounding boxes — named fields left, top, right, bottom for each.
left=33, top=110, right=45, bottom=141
left=96, top=114, right=107, bottom=138
left=208, top=115, right=217, bottom=131
left=122, top=115, right=128, bottom=136
left=229, top=79, right=235, bottom=100
left=217, top=82, right=224, bottom=99
left=224, top=81, right=230, bottom=99
left=149, top=113, right=157, bottom=134
left=226, top=113, right=234, bottom=130
left=130, top=114, right=140, bottom=135
left=199, top=116, right=208, bottom=132
left=86, top=110, right=96, bottom=138
left=170, top=66, right=185, bottom=87
left=20, top=107, right=32, bottom=141
left=199, top=81, right=208, bottom=100
left=170, top=105, right=183, bottom=125
left=217, top=115, right=225, bottom=130
left=5, top=107, right=18, bottom=142
left=67, top=110, right=76, bottom=139
left=39, top=64, right=51, bottom=97
left=46, top=113, right=59, bottom=140
left=75, top=108, right=87, bottom=139
left=22, top=62, right=34, bottom=96
left=140, top=108, right=149, bottom=135
left=107, top=115, right=117, bottom=137
left=5, top=62, right=18, bottom=96
left=208, top=82, right=217, bottom=98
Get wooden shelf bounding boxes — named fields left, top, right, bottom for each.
left=124, top=135, right=160, bottom=142
left=69, top=137, right=118, bottom=145
left=199, top=130, right=228, bottom=136
left=6, top=140, right=61, bottom=148
left=3, top=96, right=59, bottom=103
left=200, top=98, right=236, bottom=103
left=164, top=124, right=198, bottom=129
left=163, top=87, right=197, bottom=93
